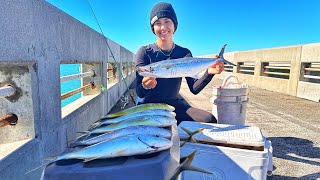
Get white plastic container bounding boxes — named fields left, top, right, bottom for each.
left=178, top=122, right=273, bottom=180
left=211, top=74, right=249, bottom=125
left=179, top=141, right=271, bottom=180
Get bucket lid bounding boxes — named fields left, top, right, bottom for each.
left=178, top=121, right=265, bottom=147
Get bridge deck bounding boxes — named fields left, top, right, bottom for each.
left=111, top=77, right=320, bottom=179
left=180, top=77, right=320, bottom=179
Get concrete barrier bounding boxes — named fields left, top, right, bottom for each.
left=206, top=43, right=320, bottom=102
left=0, top=1, right=135, bottom=179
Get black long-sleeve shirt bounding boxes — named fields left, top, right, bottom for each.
left=135, top=43, right=214, bottom=103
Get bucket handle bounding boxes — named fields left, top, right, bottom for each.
left=221, top=74, right=240, bottom=88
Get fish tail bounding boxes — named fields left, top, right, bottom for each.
left=217, top=44, right=236, bottom=66
left=170, top=150, right=198, bottom=180
left=170, top=150, right=212, bottom=180
left=68, top=142, right=82, bottom=148
left=180, top=127, right=204, bottom=143
left=66, top=132, right=89, bottom=147
left=180, top=140, right=187, bottom=147
left=68, top=143, right=77, bottom=148
left=218, top=44, right=227, bottom=57
left=74, top=132, right=91, bottom=143
left=181, top=150, right=212, bottom=174
left=76, top=131, right=89, bottom=134
left=181, top=127, right=204, bottom=137
left=88, top=122, right=101, bottom=130
left=99, top=115, right=110, bottom=121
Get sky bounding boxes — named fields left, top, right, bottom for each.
left=46, top=0, right=320, bottom=56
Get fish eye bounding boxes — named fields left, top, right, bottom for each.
left=150, top=145, right=158, bottom=149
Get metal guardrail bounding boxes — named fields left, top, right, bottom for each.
left=0, top=114, right=18, bottom=128
left=239, top=69, right=255, bottom=73
left=304, top=75, right=320, bottom=80
left=61, top=82, right=96, bottom=100
left=264, top=66, right=290, bottom=70
left=301, top=63, right=320, bottom=81
left=304, top=67, right=320, bottom=72
left=263, top=71, right=290, bottom=76
left=262, top=62, right=290, bottom=78
left=240, top=65, right=255, bottom=68
left=224, top=64, right=233, bottom=72
left=0, top=85, right=16, bottom=98
left=60, top=69, right=95, bottom=83
left=238, top=62, right=255, bottom=75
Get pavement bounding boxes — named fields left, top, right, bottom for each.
left=111, top=77, right=320, bottom=180
left=179, top=77, right=320, bottom=180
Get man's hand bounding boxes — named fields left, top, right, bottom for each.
left=208, top=54, right=224, bottom=75
left=142, top=77, right=157, bottom=89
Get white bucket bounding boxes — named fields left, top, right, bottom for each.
left=211, top=74, right=249, bottom=125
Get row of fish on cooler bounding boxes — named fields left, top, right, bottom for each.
left=56, top=103, right=177, bottom=162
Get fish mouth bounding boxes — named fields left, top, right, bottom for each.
left=136, top=66, right=151, bottom=73
left=136, top=67, right=154, bottom=73
left=138, top=137, right=160, bottom=150
left=138, top=137, right=172, bottom=152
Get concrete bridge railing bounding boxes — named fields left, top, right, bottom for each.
left=203, top=43, right=320, bottom=102
left=0, top=1, right=135, bottom=179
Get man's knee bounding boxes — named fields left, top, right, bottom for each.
left=206, top=113, right=217, bottom=123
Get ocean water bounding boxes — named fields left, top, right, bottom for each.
left=60, top=64, right=81, bottom=107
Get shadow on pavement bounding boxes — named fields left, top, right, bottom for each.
left=267, top=137, right=320, bottom=166
left=267, top=172, right=320, bottom=180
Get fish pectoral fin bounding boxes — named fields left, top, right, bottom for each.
left=83, top=156, right=103, bottom=163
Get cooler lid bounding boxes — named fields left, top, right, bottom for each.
left=178, top=121, right=265, bottom=147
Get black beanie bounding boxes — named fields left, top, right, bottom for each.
left=150, top=2, right=178, bottom=34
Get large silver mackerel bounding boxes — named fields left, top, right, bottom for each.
left=70, top=125, right=172, bottom=147
left=89, top=109, right=176, bottom=130
left=137, top=44, right=236, bottom=78
left=89, top=115, right=176, bottom=134
left=57, top=134, right=172, bottom=162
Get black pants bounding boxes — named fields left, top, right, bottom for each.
left=141, top=98, right=217, bottom=125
